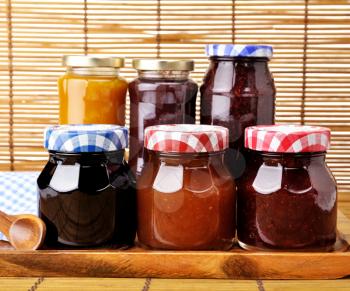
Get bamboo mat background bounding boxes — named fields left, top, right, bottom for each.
left=1, top=0, right=350, bottom=202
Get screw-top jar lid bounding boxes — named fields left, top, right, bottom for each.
left=206, top=44, right=273, bottom=59
left=63, top=55, right=125, bottom=68
left=132, top=59, right=194, bottom=71
left=144, top=124, right=228, bottom=153
left=245, top=125, right=331, bottom=153
left=44, top=124, right=128, bottom=153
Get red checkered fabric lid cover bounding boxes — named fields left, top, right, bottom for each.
left=245, top=125, right=331, bottom=153
left=144, top=124, right=229, bottom=153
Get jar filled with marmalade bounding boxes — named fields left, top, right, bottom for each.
left=128, top=59, right=198, bottom=178
left=58, top=55, right=127, bottom=125
left=37, top=124, right=136, bottom=247
left=237, top=125, right=337, bottom=251
left=137, top=124, right=236, bottom=250
left=200, top=44, right=276, bottom=178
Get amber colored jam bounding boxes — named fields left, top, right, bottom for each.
left=200, top=57, right=275, bottom=178
left=37, top=151, right=136, bottom=247
left=58, top=69, right=128, bottom=125
left=128, top=76, right=198, bottom=178
left=137, top=151, right=236, bottom=250
left=237, top=151, right=337, bottom=251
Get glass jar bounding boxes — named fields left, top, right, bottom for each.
left=237, top=125, right=337, bottom=251
left=37, top=124, right=136, bottom=247
left=58, top=55, right=127, bottom=125
left=128, top=59, right=198, bottom=178
left=137, top=124, right=236, bottom=250
left=200, top=44, right=276, bottom=178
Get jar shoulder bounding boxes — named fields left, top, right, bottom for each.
left=139, top=158, right=234, bottom=192
left=129, top=78, right=198, bottom=102
left=58, top=73, right=127, bottom=83
left=129, top=78, right=197, bottom=88
left=38, top=158, right=134, bottom=192
left=238, top=158, right=337, bottom=197
left=200, top=61, right=275, bottom=96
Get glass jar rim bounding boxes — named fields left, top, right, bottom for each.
left=150, top=149, right=227, bottom=158
left=48, top=149, right=125, bottom=155
left=132, top=59, right=194, bottom=71
left=209, top=56, right=270, bottom=61
left=248, top=149, right=327, bottom=157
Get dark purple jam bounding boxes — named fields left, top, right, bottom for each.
left=37, top=151, right=136, bottom=247
left=200, top=57, right=275, bottom=178
left=128, top=77, right=197, bottom=178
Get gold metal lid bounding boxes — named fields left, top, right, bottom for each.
left=63, top=55, right=124, bottom=68
left=132, top=59, right=194, bottom=71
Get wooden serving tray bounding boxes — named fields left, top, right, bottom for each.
left=0, top=211, right=349, bottom=280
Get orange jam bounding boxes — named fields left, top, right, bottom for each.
left=137, top=124, right=236, bottom=250
left=58, top=56, right=127, bottom=125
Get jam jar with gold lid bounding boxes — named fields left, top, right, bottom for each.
left=58, top=55, right=127, bottom=125
left=200, top=44, right=275, bottom=179
left=128, top=59, right=198, bottom=179
left=37, top=124, right=136, bottom=247
left=237, top=125, right=337, bottom=251
left=137, top=124, right=236, bottom=250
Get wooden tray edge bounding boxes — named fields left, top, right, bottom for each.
left=0, top=211, right=348, bottom=279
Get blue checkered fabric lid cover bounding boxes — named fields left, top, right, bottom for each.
left=44, top=124, right=128, bottom=152
left=206, top=44, right=273, bottom=59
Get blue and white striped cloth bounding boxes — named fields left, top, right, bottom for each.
left=0, top=171, right=39, bottom=241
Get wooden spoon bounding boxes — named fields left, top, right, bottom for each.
left=0, top=210, right=46, bottom=250
left=0, top=240, right=14, bottom=250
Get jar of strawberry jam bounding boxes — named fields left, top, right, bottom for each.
left=200, top=44, right=275, bottom=178
left=37, top=124, right=136, bottom=247
left=128, top=59, right=198, bottom=178
left=137, top=124, right=236, bottom=250
left=237, top=125, right=337, bottom=251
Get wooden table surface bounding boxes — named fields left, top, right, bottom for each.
left=1, top=202, right=350, bottom=291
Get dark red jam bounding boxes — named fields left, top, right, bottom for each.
left=128, top=74, right=197, bottom=178
left=37, top=151, right=136, bottom=247
left=200, top=57, right=275, bottom=178
left=237, top=151, right=337, bottom=251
